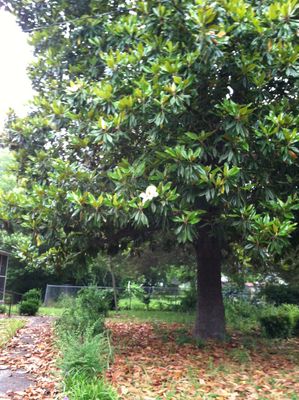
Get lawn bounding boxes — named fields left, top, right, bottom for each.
left=0, top=318, right=25, bottom=347
left=109, top=309, right=195, bottom=325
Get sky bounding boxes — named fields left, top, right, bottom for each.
left=0, top=10, right=34, bottom=130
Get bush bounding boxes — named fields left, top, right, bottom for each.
left=19, top=299, right=39, bottom=316
left=279, top=304, right=299, bottom=336
left=22, top=288, right=42, bottom=304
left=261, top=284, right=299, bottom=306
left=0, top=304, right=6, bottom=314
left=55, top=293, right=76, bottom=309
left=293, top=315, right=299, bottom=336
left=56, top=287, right=110, bottom=336
left=260, top=311, right=293, bottom=338
left=76, top=287, right=112, bottom=317
left=224, top=299, right=268, bottom=333
left=180, top=289, right=197, bottom=311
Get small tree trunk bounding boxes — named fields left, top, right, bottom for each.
left=108, top=258, right=118, bottom=311
left=194, top=231, right=226, bottom=340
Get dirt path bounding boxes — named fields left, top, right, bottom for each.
left=0, top=317, right=59, bottom=399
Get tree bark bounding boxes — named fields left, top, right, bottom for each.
left=194, top=230, right=226, bottom=340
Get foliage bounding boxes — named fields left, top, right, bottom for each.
left=56, top=287, right=110, bottom=336
left=259, top=303, right=299, bottom=338
left=276, top=245, right=299, bottom=285
left=180, top=288, right=197, bottom=311
left=58, top=327, right=113, bottom=377
left=22, top=288, right=41, bottom=303
left=261, top=284, right=299, bottom=306
left=0, top=148, right=16, bottom=192
left=55, top=287, right=115, bottom=399
left=63, top=373, right=118, bottom=400
left=260, top=311, right=293, bottom=338
left=224, top=299, right=266, bottom=332
left=3, top=0, right=299, bottom=338
left=0, top=304, right=6, bottom=314
left=76, top=287, right=113, bottom=317
left=19, top=299, right=39, bottom=316
left=279, top=304, right=299, bottom=336
left=19, top=288, right=42, bottom=315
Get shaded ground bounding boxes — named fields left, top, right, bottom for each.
left=0, top=316, right=58, bottom=399
left=106, top=322, right=299, bottom=400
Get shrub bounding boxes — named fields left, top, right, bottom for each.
left=19, top=299, right=39, bottom=316
left=64, top=373, right=118, bottom=400
left=261, top=284, right=299, bottom=306
left=224, top=299, right=267, bottom=333
left=279, top=304, right=299, bottom=336
left=0, top=304, right=6, bottom=314
left=56, top=287, right=110, bottom=336
left=180, top=289, right=197, bottom=311
left=260, top=311, right=293, bottom=338
left=55, top=293, right=76, bottom=309
left=58, top=327, right=113, bottom=377
left=293, top=315, right=299, bottom=336
left=22, top=288, right=42, bottom=304
left=76, top=287, right=111, bottom=317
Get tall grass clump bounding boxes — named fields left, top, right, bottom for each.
left=63, top=372, right=118, bottom=400
left=56, top=287, right=117, bottom=399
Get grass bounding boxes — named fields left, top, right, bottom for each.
left=39, top=306, right=65, bottom=317
left=32, top=300, right=271, bottom=335
left=0, top=318, right=25, bottom=347
left=118, top=296, right=182, bottom=311
left=64, top=373, right=118, bottom=400
left=109, top=309, right=195, bottom=325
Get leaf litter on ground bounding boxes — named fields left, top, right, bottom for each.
left=0, top=316, right=59, bottom=399
left=106, top=321, right=299, bottom=400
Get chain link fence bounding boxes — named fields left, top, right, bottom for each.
left=44, top=283, right=259, bottom=310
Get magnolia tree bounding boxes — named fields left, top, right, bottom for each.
left=1, top=0, right=299, bottom=339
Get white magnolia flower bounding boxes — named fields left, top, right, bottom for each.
left=67, top=82, right=82, bottom=92
left=140, top=185, right=159, bottom=203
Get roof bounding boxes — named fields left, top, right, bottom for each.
left=0, top=250, right=10, bottom=256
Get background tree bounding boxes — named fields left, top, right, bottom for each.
left=1, top=0, right=299, bottom=339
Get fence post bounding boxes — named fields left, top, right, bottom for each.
left=8, top=294, right=12, bottom=318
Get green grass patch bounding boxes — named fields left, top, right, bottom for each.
left=109, top=309, right=195, bottom=325
left=0, top=318, right=25, bottom=347
left=64, top=373, right=118, bottom=400
left=39, top=306, right=65, bottom=317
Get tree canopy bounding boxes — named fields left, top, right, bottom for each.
left=1, top=0, right=299, bottom=338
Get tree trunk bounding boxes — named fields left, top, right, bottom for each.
left=194, top=231, right=226, bottom=340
